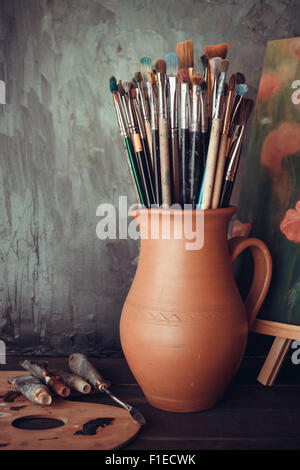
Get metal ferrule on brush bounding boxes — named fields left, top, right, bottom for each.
left=133, top=100, right=146, bottom=139
left=226, top=127, right=245, bottom=180
left=200, top=90, right=207, bottom=133
left=157, top=72, right=167, bottom=119
left=138, top=83, right=150, bottom=123
left=190, top=85, right=201, bottom=133
left=213, top=72, right=226, bottom=120
left=180, top=82, right=189, bottom=130
left=223, top=92, right=234, bottom=135
left=120, top=96, right=131, bottom=131
left=113, top=95, right=128, bottom=138
left=147, top=82, right=158, bottom=130
left=168, top=76, right=178, bottom=134
left=126, top=98, right=138, bottom=135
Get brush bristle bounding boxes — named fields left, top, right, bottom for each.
left=121, top=80, right=131, bottom=94
left=109, top=76, right=118, bottom=93
left=228, top=74, right=236, bottom=92
left=165, top=53, right=179, bottom=77
left=134, top=71, right=143, bottom=83
left=176, top=40, right=194, bottom=69
left=200, top=54, right=209, bottom=70
left=235, top=72, right=245, bottom=84
left=155, top=59, right=166, bottom=74
left=140, top=57, right=152, bottom=77
left=219, top=59, right=229, bottom=73
left=118, top=80, right=125, bottom=96
left=192, top=73, right=205, bottom=86
left=236, top=84, right=248, bottom=96
left=179, top=68, right=190, bottom=83
left=223, top=83, right=228, bottom=95
left=204, top=43, right=229, bottom=59
left=129, top=86, right=136, bottom=100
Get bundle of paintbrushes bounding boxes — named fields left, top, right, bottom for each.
left=109, top=41, right=253, bottom=209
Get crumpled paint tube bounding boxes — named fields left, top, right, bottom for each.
left=7, top=375, right=52, bottom=406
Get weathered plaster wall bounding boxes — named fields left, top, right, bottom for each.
left=0, top=0, right=299, bottom=355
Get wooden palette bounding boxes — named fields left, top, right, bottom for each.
left=0, top=372, right=141, bottom=450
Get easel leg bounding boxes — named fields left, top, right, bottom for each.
left=257, top=336, right=292, bottom=386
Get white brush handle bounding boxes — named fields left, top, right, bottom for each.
left=201, top=118, right=221, bottom=210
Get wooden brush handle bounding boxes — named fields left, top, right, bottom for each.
left=159, top=117, right=172, bottom=205
left=201, top=118, right=221, bottom=210
left=211, top=133, right=228, bottom=209
left=145, top=121, right=153, bottom=167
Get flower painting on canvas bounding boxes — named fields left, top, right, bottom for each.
left=237, top=37, right=300, bottom=326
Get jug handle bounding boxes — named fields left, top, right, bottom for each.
left=229, top=237, right=272, bottom=328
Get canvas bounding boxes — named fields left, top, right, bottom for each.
left=237, top=37, right=300, bottom=326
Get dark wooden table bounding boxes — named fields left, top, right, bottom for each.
left=1, top=355, right=300, bottom=450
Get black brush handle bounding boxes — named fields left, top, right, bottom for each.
left=135, top=150, right=151, bottom=207
left=180, top=128, right=189, bottom=205
left=189, top=131, right=203, bottom=208
left=152, top=129, right=161, bottom=205
left=141, top=137, right=156, bottom=205
left=171, top=130, right=180, bottom=205
left=220, top=180, right=233, bottom=208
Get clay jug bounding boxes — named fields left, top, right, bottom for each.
left=120, top=207, right=272, bottom=412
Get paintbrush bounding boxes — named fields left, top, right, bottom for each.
left=229, top=83, right=248, bottom=134
left=165, top=53, right=180, bottom=204
left=220, top=98, right=253, bottom=208
left=118, top=80, right=131, bottom=130
left=201, top=58, right=229, bottom=209
left=200, top=81, right=208, bottom=157
left=176, top=40, right=194, bottom=81
left=211, top=73, right=236, bottom=209
left=128, top=84, right=155, bottom=206
left=156, top=59, right=172, bottom=205
left=179, top=68, right=191, bottom=205
left=111, top=78, right=146, bottom=206
left=196, top=81, right=209, bottom=208
left=188, top=73, right=205, bottom=208
left=134, top=71, right=153, bottom=166
left=20, top=360, right=71, bottom=397
left=203, top=43, right=229, bottom=129
left=200, top=54, right=209, bottom=82
left=140, top=57, right=161, bottom=205
left=69, top=353, right=146, bottom=425
left=122, top=80, right=152, bottom=206
left=8, top=375, right=52, bottom=406
left=210, top=57, right=222, bottom=118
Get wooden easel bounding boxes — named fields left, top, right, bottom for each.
left=251, top=319, right=300, bottom=385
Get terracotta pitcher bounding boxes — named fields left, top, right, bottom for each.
left=120, top=207, right=272, bottom=412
